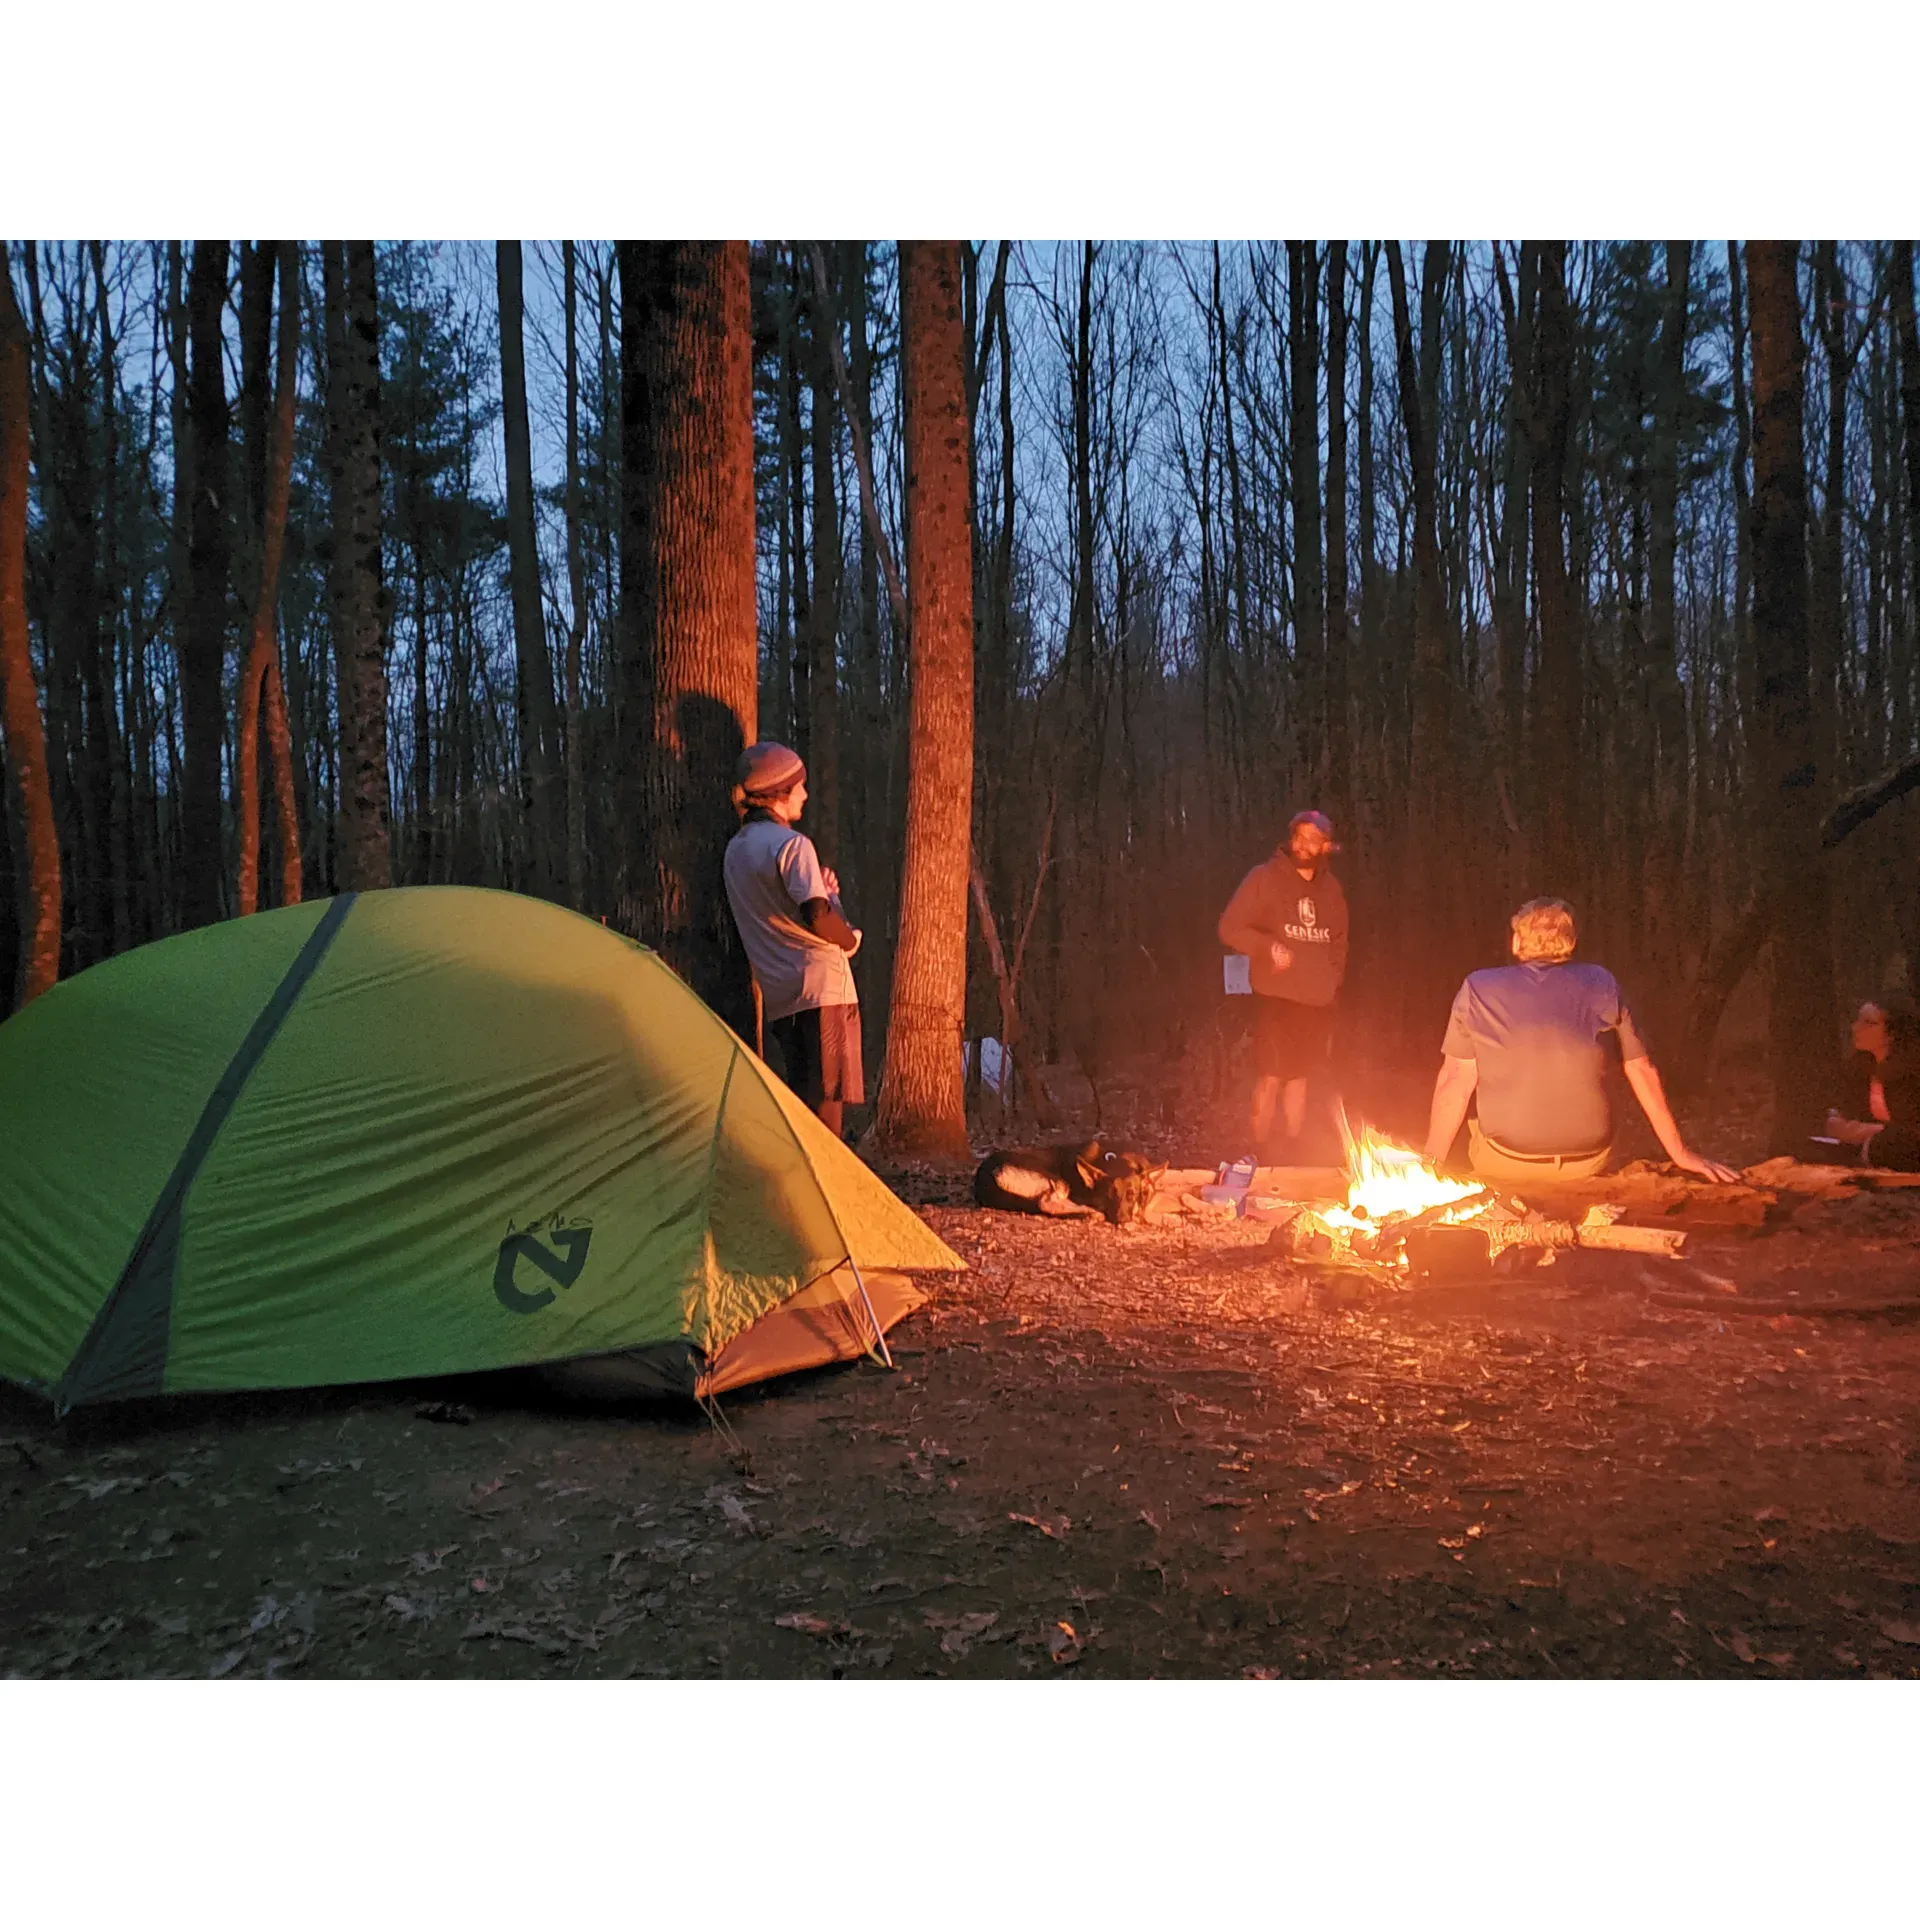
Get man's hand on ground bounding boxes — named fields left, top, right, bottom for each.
left=1672, top=1149, right=1740, bottom=1184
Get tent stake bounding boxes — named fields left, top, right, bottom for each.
left=844, top=1254, right=893, bottom=1369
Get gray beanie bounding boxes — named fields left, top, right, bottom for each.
left=737, top=740, right=806, bottom=798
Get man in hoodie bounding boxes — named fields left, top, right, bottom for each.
left=1218, top=810, right=1348, bottom=1161
left=722, top=742, right=863, bottom=1139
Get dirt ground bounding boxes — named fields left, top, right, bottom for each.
left=5, top=1069, right=1920, bottom=1680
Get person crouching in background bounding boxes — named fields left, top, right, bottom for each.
left=722, top=742, right=863, bottom=1140
left=1824, top=1000, right=1920, bottom=1172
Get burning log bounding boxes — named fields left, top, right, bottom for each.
left=1264, top=1123, right=1691, bottom=1283
left=1264, top=1206, right=1373, bottom=1267
left=1408, top=1212, right=1687, bottom=1278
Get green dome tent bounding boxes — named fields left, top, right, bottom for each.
left=0, top=887, right=962, bottom=1414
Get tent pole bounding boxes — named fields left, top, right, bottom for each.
left=844, top=1254, right=893, bottom=1369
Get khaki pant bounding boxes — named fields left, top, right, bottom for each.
left=1467, top=1118, right=1609, bottom=1188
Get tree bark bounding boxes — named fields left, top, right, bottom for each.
left=87, top=241, right=131, bottom=956
left=844, top=241, right=901, bottom=1064
left=1891, top=240, right=1920, bottom=986
left=181, top=239, right=230, bottom=927
left=1357, top=244, right=1380, bottom=678
left=1288, top=241, right=1324, bottom=776
left=1386, top=243, right=1450, bottom=954
left=1894, top=241, right=1920, bottom=575
left=1641, top=241, right=1693, bottom=989
left=496, top=241, right=561, bottom=896
left=1528, top=240, right=1580, bottom=894
left=0, top=244, right=61, bottom=1003
left=1323, top=239, right=1350, bottom=816
left=871, top=241, right=975, bottom=1163
left=1747, top=241, right=1837, bottom=1149
left=235, top=241, right=304, bottom=915
left=804, top=249, right=842, bottom=866
left=562, top=241, right=588, bottom=912
left=1647, top=241, right=1691, bottom=803
left=325, top=241, right=393, bottom=892
left=1491, top=241, right=1533, bottom=875
left=615, top=242, right=759, bottom=1030
left=1811, top=241, right=1847, bottom=795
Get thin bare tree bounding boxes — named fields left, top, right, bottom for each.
left=324, top=240, right=393, bottom=891
left=181, top=240, right=230, bottom=927
left=871, top=241, right=975, bottom=1162
left=0, top=244, right=62, bottom=1002
left=1747, top=241, right=1837, bottom=1149
left=496, top=240, right=561, bottom=895
left=235, top=241, right=304, bottom=915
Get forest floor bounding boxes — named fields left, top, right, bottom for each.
left=4, top=1066, right=1919, bottom=1681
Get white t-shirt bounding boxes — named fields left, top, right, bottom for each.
left=722, top=817, right=859, bottom=1020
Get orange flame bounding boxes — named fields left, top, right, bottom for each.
left=1320, top=1119, right=1487, bottom=1234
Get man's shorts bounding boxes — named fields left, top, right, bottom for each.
left=769, top=1002, right=865, bottom=1106
left=1251, top=995, right=1333, bottom=1082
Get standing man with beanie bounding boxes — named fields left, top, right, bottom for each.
left=1218, top=810, right=1349, bottom=1161
left=722, top=742, right=864, bottom=1139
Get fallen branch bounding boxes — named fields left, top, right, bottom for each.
left=1821, top=749, right=1920, bottom=848
left=1675, top=757, right=1920, bottom=1092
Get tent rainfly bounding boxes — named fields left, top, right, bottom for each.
left=0, top=887, right=963, bottom=1413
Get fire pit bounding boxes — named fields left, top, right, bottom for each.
left=1264, top=1124, right=1688, bottom=1282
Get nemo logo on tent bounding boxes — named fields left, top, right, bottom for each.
left=493, top=1219, right=594, bottom=1314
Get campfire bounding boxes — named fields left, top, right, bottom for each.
left=1267, top=1121, right=1687, bottom=1279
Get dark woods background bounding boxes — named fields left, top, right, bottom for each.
left=4, top=240, right=1919, bottom=1150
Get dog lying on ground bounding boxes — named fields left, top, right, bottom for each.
left=973, top=1140, right=1169, bottom=1223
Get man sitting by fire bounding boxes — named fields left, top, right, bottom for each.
left=1422, top=897, right=1737, bottom=1187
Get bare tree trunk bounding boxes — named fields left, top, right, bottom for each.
left=1357, top=243, right=1380, bottom=679
left=1812, top=241, right=1847, bottom=795
left=1894, top=241, right=1920, bottom=577
left=1642, top=241, right=1693, bottom=993
left=615, top=242, right=759, bottom=1029
left=1323, top=239, right=1350, bottom=816
left=804, top=248, right=842, bottom=866
left=779, top=258, right=808, bottom=753
left=872, top=241, right=975, bottom=1164
left=497, top=241, right=561, bottom=896
left=88, top=241, right=131, bottom=953
left=1647, top=242, right=1692, bottom=801
left=1288, top=241, right=1324, bottom=777
left=1891, top=240, right=1920, bottom=982
left=1386, top=242, right=1451, bottom=988
left=0, top=244, right=61, bottom=1003
left=325, top=241, right=392, bottom=892
left=1528, top=240, right=1580, bottom=894
left=182, top=239, right=230, bottom=927
left=236, top=241, right=304, bottom=915
left=562, top=240, right=587, bottom=911
left=1490, top=242, right=1533, bottom=881
left=1748, top=241, right=1837, bottom=1150
left=839, top=243, right=892, bottom=983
